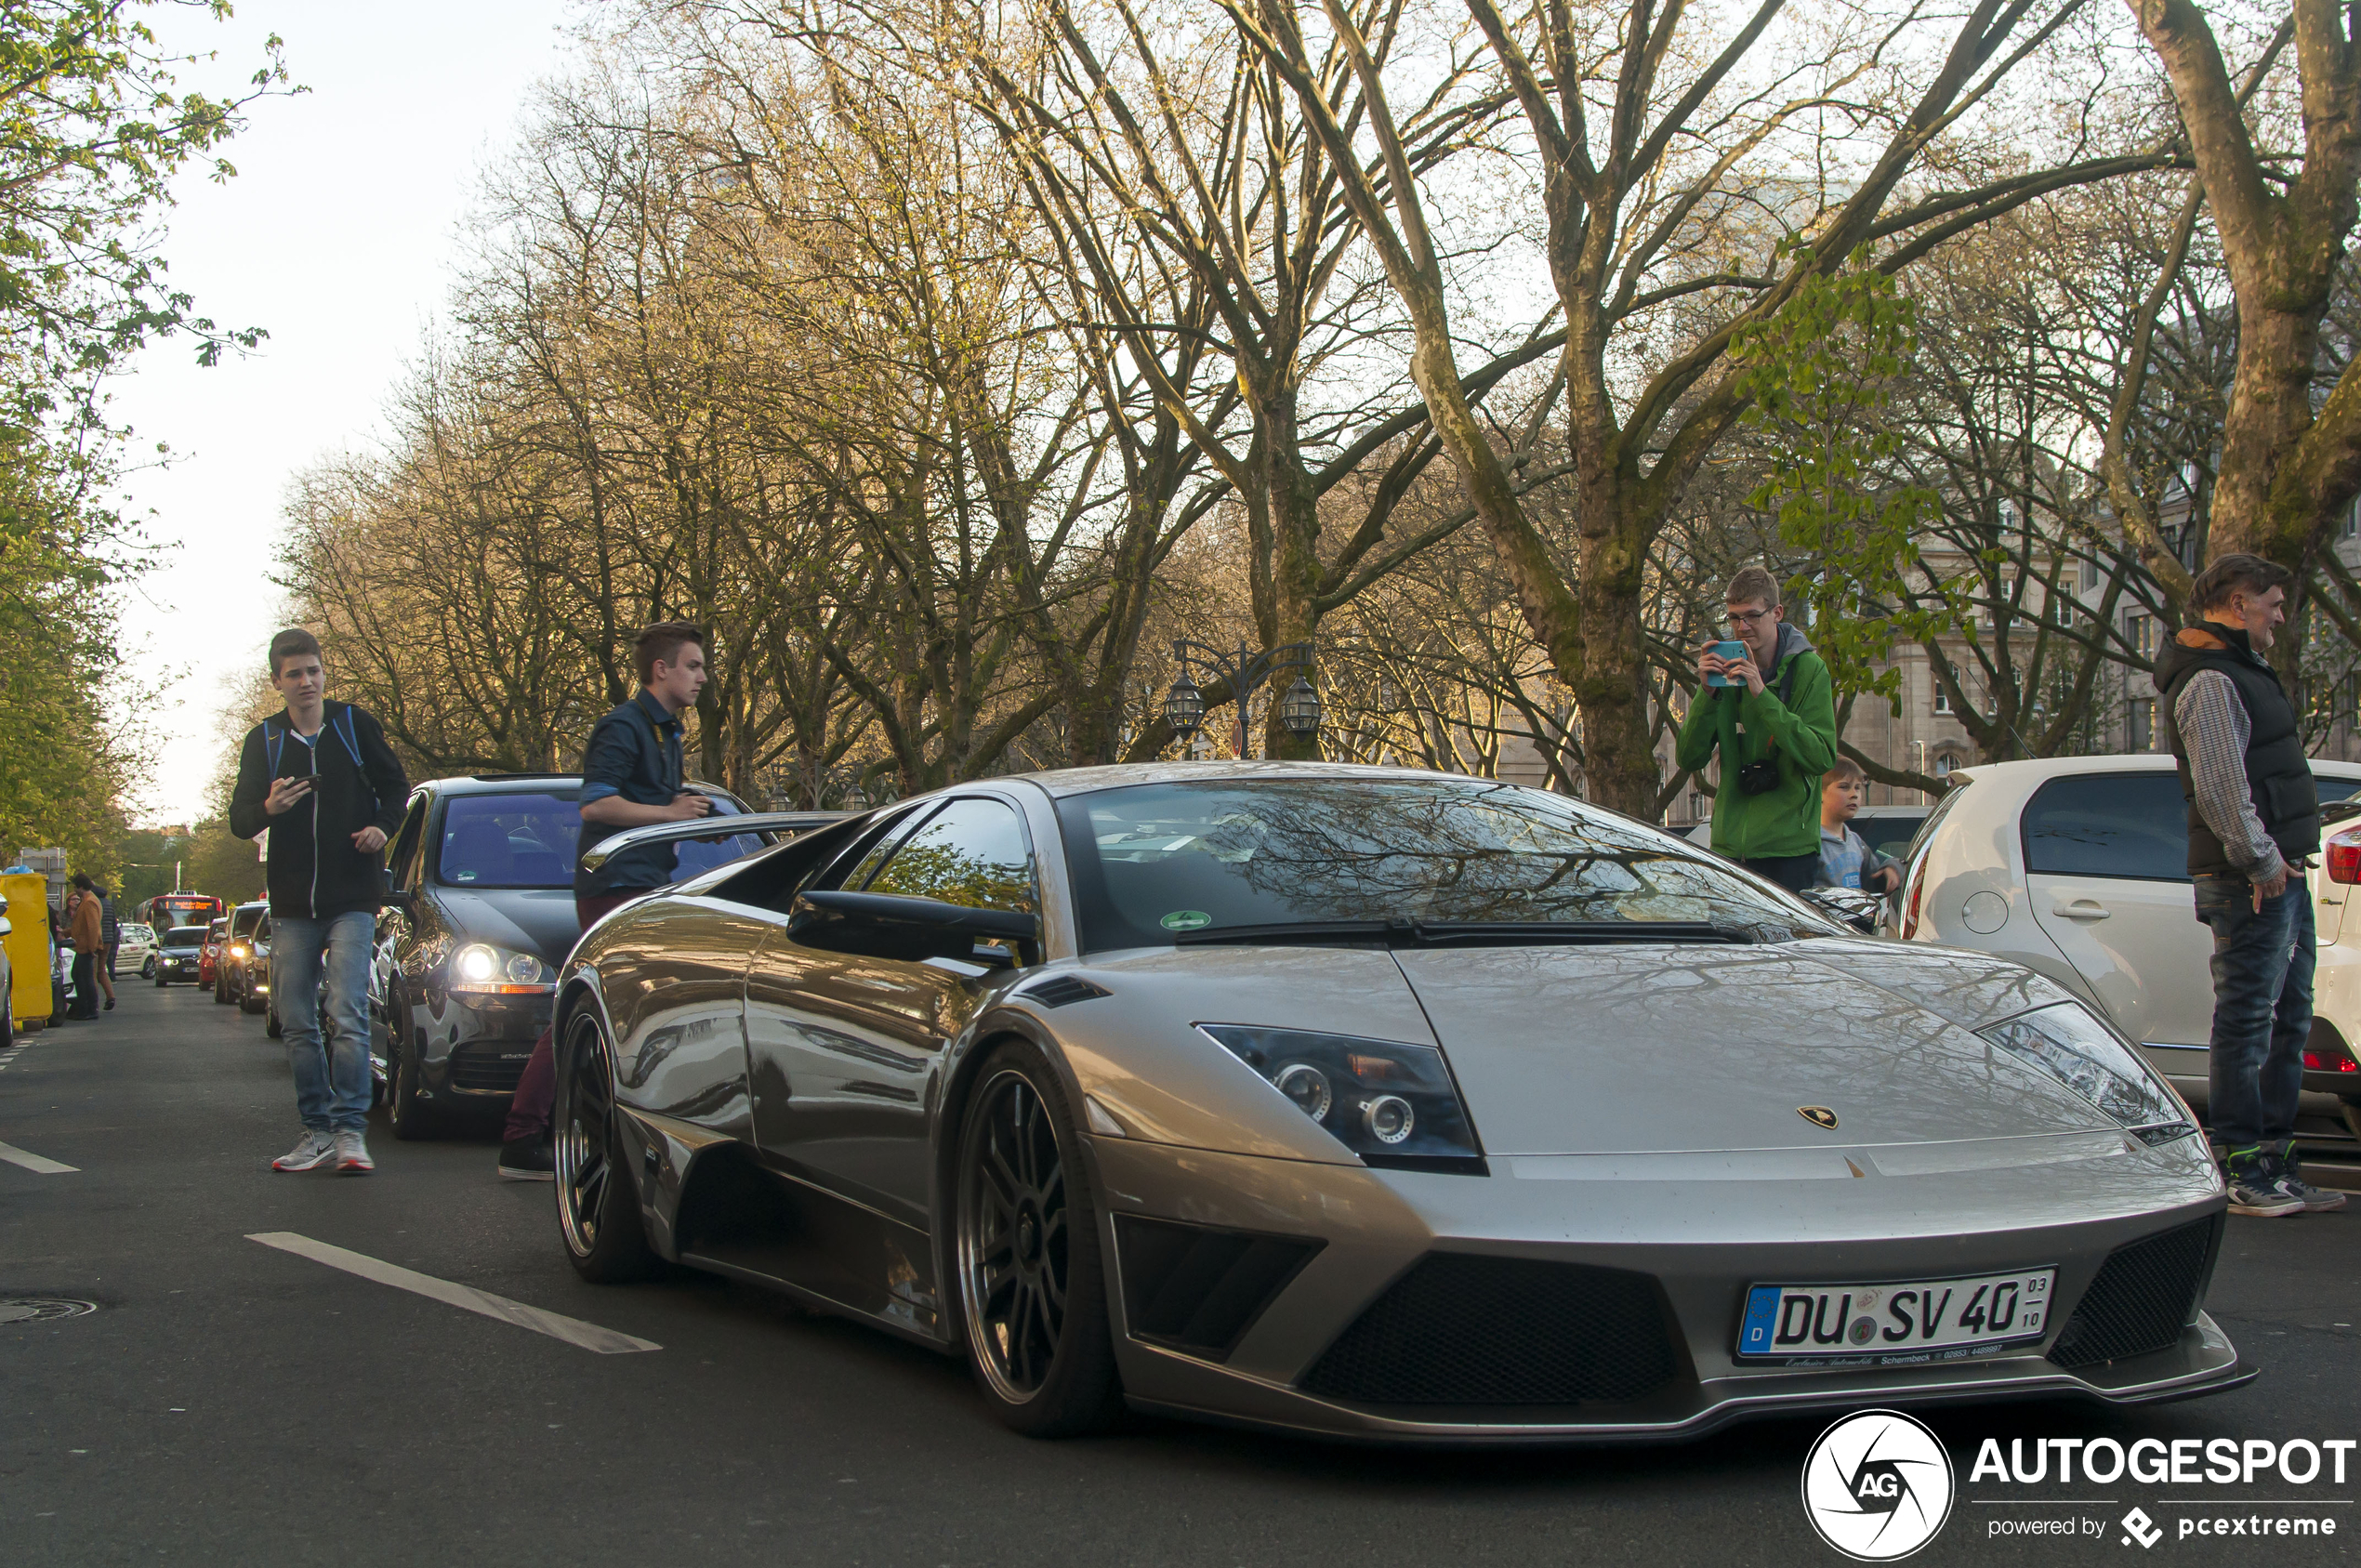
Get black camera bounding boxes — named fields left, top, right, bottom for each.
left=1735, top=758, right=1783, bottom=796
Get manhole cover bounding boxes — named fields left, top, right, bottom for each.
left=0, top=1298, right=97, bottom=1324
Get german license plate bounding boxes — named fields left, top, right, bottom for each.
left=1736, top=1269, right=2054, bottom=1360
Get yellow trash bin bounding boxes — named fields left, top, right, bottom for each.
left=1, top=870, right=54, bottom=1034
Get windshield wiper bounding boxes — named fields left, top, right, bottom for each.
left=1173, top=918, right=1758, bottom=948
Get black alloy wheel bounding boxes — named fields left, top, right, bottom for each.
left=954, top=1044, right=1121, bottom=1436
left=555, top=1012, right=659, bottom=1283
left=385, top=1003, right=441, bottom=1140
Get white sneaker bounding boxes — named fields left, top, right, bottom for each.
left=334, top=1129, right=374, bottom=1175
left=272, top=1131, right=336, bottom=1172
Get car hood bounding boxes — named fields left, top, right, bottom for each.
left=429, top=887, right=582, bottom=965
left=1391, top=940, right=2110, bottom=1155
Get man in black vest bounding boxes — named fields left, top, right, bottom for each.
left=2157, top=554, right=2344, bottom=1217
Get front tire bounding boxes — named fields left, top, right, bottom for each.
left=264, top=996, right=282, bottom=1038
left=240, top=986, right=265, bottom=1015
left=556, top=1012, right=660, bottom=1283
left=953, top=1043, right=1122, bottom=1437
left=140, top=957, right=154, bottom=979
left=386, top=1009, right=442, bottom=1141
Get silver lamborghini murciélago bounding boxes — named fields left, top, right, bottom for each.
left=549, top=763, right=2243, bottom=1443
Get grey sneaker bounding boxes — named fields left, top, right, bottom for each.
left=2227, top=1163, right=2302, bottom=1217
left=272, top=1131, right=336, bottom=1172
left=334, top=1129, right=374, bottom=1175
left=2269, top=1156, right=2347, bottom=1213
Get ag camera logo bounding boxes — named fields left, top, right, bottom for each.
left=1802, top=1409, right=1955, bottom=1561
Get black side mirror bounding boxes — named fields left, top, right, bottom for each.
left=1798, top=885, right=1884, bottom=935
left=792, top=889, right=1040, bottom=966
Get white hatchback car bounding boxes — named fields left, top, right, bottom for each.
left=1900, top=754, right=2361, bottom=1143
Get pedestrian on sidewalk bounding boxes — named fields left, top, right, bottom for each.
left=1673, top=565, right=1840, bottom=893
left=64, top=876, right=102, bottom=1020
left=228, top=628, right=410, bottom=1176
left=95, top=882, right=118, bottom=1010
left=2157, top=554, right=2345, bottom=1218
left=497, top=621, right=712, bottom=1181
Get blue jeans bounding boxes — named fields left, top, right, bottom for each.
left=273, top=911, right=376, bottom=1133
left=2193, top=875, right=2312, bottom=1166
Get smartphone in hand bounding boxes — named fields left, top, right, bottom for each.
left=1705, top=639, right=1748, bottom=687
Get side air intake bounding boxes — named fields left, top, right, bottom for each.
left=1115, top=1216, right=1321, bottom=1359
left=2049, top=1214, right=2221, bottom=1369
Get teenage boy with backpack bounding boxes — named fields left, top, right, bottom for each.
left=229, top=629, right=410, bottom=1175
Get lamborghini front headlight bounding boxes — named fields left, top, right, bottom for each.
left=1976, top=1003, right=2197, bottom=1145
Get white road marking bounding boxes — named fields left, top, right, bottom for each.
left=0, top=1140, right=77, bottom=1174
left=246, top=1232, right=659, bottom=1354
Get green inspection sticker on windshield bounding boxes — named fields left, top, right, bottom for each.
left=1160, top=910, right=1212, bottom=932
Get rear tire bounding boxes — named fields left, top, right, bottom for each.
left=556, top=1012, right=661, bottom=1284
left=953, top=1042, right=1122, bottom=1437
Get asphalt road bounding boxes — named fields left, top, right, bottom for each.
left=3, top=981, right=2356, bottom=1567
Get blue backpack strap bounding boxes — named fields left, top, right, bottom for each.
left=332, top=705, right=363, bottom=768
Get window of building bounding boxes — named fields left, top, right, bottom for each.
left=2130, top=612, right=2157, bottom=661
left=1932, top=684, right=1953, bottom=715
left=2129, top=696, right=2155, bottom=753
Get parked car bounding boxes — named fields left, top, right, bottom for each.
left=216, top=901, right=266, bottom=1006
left=112, top=921, right=157, bottom=979
left=370, top=772, right=783, bottom=1139
left=155, top=925, right=207, bottom=987
left=547, top=762, right=2239, bottom=1443
left=240, top=911, right=271, bottom=1017
left=1899, top=754, right=2361, bottom=1145
left=196, top=918, right=228, bottom=993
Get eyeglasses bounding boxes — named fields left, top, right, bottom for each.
left=1725, top=607, right=1774, bottom=626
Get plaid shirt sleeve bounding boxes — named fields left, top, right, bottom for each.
left=2172, top=669, right=2285, bottom=882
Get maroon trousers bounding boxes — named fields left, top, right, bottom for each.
left=504, top=889, right=636, bottom=1143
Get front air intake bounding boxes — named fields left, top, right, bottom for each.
left=1115, top=1216, right=1321, bottom=1359
left=2048, top=1214, right=2222, bottom=1370
left=1300, top=1252, right=1681, bottom=1406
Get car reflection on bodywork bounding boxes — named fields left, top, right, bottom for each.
left=545, top=763, right=2243, bottom=1445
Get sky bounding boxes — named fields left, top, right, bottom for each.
left=110, top=0, right=581, bottom=827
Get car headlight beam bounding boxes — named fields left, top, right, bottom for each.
left=1975, top=1003, right=2197, bottom=1145
left=1197, top=1023, right=1484, bottom=1170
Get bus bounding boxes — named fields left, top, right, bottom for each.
left=138, top=892, right=225, bottom=934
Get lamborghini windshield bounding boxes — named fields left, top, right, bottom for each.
left=1055, top=778, right=1828, bottom=951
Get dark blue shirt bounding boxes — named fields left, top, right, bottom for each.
left=574, top=690, right=687, bottom=898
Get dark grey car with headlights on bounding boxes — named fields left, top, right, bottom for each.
left=547, top=762, right=2244, bottom=1443
left=370, top=772, right=774, bottom=1139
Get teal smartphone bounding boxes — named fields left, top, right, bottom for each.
left=1706, top=639, right=1747, bottom=687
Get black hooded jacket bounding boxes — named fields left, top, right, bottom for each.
left=228, top=701, right=411, bottom=920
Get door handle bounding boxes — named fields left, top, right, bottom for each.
left=2051, top=898, right=2111, bottom=921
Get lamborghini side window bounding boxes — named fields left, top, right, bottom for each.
left=812, top=806, right=932, bottom=896
left=861, top=797, right=1037, bottom=915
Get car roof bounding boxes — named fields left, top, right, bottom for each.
left=1003, top=758, right=1538, bottom=800
left=414, top=772, right=752, bottom=806
left=1947, top=753, right=2361, bottom=789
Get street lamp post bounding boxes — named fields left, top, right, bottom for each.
left=1162, top=639, right=1321, bottom=758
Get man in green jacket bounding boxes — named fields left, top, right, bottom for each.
left=1674, top=566, right=1840, bottom=891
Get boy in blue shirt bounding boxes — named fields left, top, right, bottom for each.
left=1817, top=757, right=1901, bottom=892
